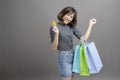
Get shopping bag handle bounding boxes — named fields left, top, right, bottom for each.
left=80, top=36, right=86, bottom=44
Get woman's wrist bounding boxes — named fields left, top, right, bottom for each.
left=55, top=32, right=59, bottom=35
left=55, top=32, right=59, bottom=37
left=89, top=23, right=93, bottom=27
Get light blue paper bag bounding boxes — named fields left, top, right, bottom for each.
left=72, top=45, right=80, bottom=73
left=84, top=41, right=103, bottom=74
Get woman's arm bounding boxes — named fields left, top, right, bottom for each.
left=83, top=18, right=96, bottom=41
left=51, top=26, right=59, bottom=50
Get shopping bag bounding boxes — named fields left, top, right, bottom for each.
left=84, top=41, right=103, bottom=74
left=72, top=45, right=80, bottom=73
left=72, top=42, right=90, bottom=76
left=80, top=43, right=90, bottom=76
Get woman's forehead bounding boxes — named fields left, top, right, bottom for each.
left=66, top=12, right=75, bottom=15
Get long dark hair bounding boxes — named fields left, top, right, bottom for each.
left=57, top=6, right=77, bottom=28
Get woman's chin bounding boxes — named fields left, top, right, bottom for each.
left=64, top=21, right=69, bottom=24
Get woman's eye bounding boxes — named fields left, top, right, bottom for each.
left=70, top=16, right=73, bottom=19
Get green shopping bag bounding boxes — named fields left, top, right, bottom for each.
left=80, top=42, right=90, bottom=76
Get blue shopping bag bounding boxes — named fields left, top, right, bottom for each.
left=72, top=45, right=80, bottom=73
left=84, top=41, right=103, bottom=74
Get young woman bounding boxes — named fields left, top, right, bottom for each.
left=49, top=6, right=96, bottom=80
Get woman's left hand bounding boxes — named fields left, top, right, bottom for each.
left=89, top=18, right=97, bottom=26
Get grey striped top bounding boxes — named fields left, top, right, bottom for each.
left=50, top=22, right=82, bottom=51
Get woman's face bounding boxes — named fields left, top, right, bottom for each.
left=63, top=12, right=75, bottom=24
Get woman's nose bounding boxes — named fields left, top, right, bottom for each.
left=67, top=17, right=71, bottom=20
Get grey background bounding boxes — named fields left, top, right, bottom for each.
left=1, top=0, right=120, bottom=80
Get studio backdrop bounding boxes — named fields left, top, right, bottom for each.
left=0, top=0, right=120, bottom=78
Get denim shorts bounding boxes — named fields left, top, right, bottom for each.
left=57, top=49, right=74, bottom=78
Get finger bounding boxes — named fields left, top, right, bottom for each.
left=93, top=18, right=97, bottom=22
left=52, top=28, right=57, bottom=32
left=53, top=27, right=58, bottom=31
left=92, top=18, right=96, bottom=22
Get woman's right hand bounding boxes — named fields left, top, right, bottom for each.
left=51, top=20, right=59, bottom=34
left=52, top=26, right=59, bottom=34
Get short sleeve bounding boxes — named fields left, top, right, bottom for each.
left=73, top=28, right=83, bottom=39
left=49, top=27, right=55, bottom=43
